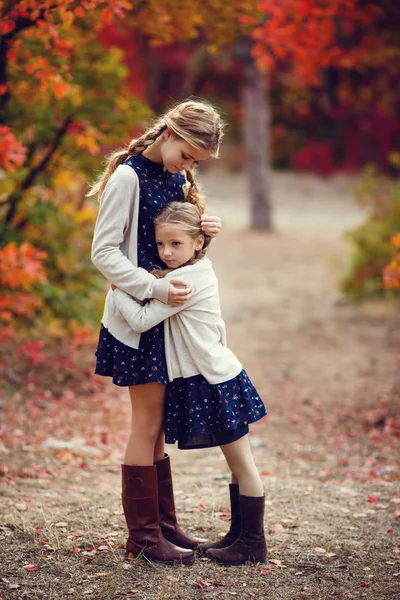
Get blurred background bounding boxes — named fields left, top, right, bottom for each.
left=1, top=2, right=399, bottom=473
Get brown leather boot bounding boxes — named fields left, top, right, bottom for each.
left=197, top=484, right=240, bottom=555
left=121, top=464, right=195, bottom=565
left=206, top=494, right=267, bottom=565
left=155, top=454, right=207, bottom=549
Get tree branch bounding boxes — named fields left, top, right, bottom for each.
left=4, top=116, right=72, bottom=224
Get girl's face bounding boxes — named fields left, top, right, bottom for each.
left=160, top=129, right=211, bottom=173
left=155, top=223, right=204, bottom=268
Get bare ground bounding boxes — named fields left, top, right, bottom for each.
left=1, top=169, right=400, bottom=600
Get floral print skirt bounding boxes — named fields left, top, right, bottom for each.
left=165, top=369, right=267, bottom=450
left=94, top=324, right=168, bottom=386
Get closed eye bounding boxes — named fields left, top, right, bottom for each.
left=182, top=152, right=199, bottom=167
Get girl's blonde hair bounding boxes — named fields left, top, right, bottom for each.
left=152, top=201, right=211, bottom=279
left=88, top=99, right=224, bottom=212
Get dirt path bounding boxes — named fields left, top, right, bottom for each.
left=1, top=170, right=399, bottom=600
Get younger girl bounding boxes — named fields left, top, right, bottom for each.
left=111, top=202, right=268, bottom=566
left=91, top=100, right=223, bottom=565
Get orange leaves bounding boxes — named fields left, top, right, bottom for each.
left=383, top=234, right=400, bottom=290
left=0, top=126, right=27, bottom=172
left=252, top=0, right=383, bottom=84
left=0, top=242, right=47, bottom=291
left=0, top=243, right=47, bottom=327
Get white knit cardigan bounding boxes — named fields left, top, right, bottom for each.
left=112, top=257, right=243, bottom=385
left=91, top=165, right=170, bottom=349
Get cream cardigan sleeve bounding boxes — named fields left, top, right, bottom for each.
left=91, top=171, right=169, bottom=303
left=112, top=287, right=196, bottom=333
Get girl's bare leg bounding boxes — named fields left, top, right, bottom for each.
left=154, top=428, right=166, bottom=463
left=124, top=382, right=166, bottom=466
left=220, top=435, right=264, bottom=497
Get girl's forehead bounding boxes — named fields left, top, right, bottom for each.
left=155, top=223, right=189, bottom=238
left=179, top=139, right=211, bottom=162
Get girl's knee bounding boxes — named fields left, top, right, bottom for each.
left=131, top=414, right=163, bottom=441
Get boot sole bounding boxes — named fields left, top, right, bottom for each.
left=205, top=550, right=268, bottom=566
left=125, top=550, right=195, bottom=566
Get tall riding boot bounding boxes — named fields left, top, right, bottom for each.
left=155, top=454, right=208, bottom=549
left=121, top=464, right=195, bottom=565
left=206, top=494, right=267, bottom=565
left=197, top=484, right=240, bottom=554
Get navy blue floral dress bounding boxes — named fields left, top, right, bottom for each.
left=94, top=153, right=267, bottom=450
left=94, top=154, right=185, bottom=387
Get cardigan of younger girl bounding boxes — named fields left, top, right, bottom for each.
left=112, top=255, right=243, bottom=384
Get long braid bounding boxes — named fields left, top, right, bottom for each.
left=184, top=168, right=206, bottom=214
left=127, top=121, right=167, bottom=156
left=87, top=120, right=167, bottom=198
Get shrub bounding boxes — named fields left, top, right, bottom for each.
left=340, top=155, right=400, bottom=299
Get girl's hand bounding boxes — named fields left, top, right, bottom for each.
left=168, top=279, right=194, bottom=306
left=201, top=214, right=222, bottom=238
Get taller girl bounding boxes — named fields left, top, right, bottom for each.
left=89, top=100, right=223, bottom=565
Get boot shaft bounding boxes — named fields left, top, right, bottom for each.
left=239, top=494, right=266, bottom=544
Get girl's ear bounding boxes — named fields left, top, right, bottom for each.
left=195, top=234, right=205, bottom=251
left=163, top=128, right=172, bottom=140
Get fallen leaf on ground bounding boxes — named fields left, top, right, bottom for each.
left=196, top=579, right=211, bottom=588
left=269, top=559, right=287, bottom=568
left=23, top=564, right=40, bottom=571
left=269, top=523, right=285, bottom=534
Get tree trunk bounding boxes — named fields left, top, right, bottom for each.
left=241, top=56, right=272, bottom=230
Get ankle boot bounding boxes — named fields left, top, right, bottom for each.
left=121, top=464, right=195, bottom=565
left=155, top=454, right=207, bottom=549
left=206, top=494, right=267, bottom=565
left=198, top=484, right=240, bottom=554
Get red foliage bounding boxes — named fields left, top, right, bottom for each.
left=290, top=106, right=400, bottom=174
left=98, top=24, right=149, bottom=99
left=251, top=0, right=383, bottom=84
left=0, top=126, right=27, bottom=171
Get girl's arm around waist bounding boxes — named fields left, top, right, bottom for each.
left=91, top=170, right=169, bottom=303
left=112, top=288, right=199, bottom=332
left=112, top=266, right=214, bottom=333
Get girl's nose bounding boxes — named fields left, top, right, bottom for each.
left=182, top=159, right=195, bottom=171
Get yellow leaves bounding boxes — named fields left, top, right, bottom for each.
left=75, top=129, right=101, bottom=154
left=53, top=169, right=77, bottom=191
left=60, top=203, right=96, bottom=226
left=75, top=206, right=96, bottom=226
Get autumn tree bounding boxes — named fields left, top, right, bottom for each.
left=0, top=1, right=150, bottom=335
